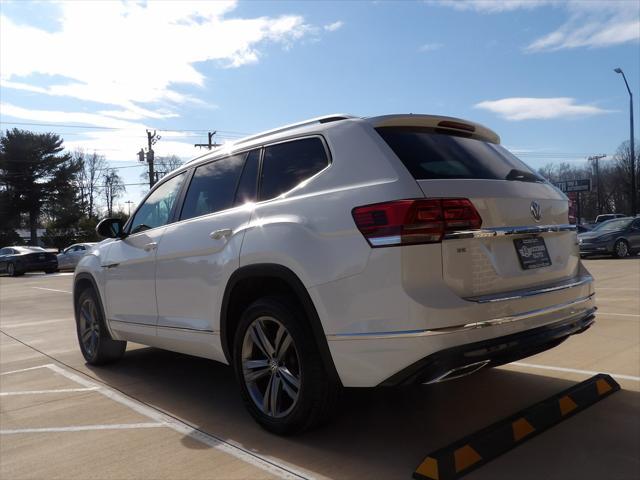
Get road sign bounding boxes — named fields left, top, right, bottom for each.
left=553, top=179, right=591, bottom=193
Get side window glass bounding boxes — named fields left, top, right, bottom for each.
left=129, top=172, right=185, bottom=234
left=0, top=248, right=8, bottom=255
left=234, top=149, right=260, bottom=206
left=260, top=138, right=329, bottom=201
left=180, top=154, right=246, bottom=221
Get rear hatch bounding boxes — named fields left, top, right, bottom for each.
left=376, top=123, right=578, bottom=298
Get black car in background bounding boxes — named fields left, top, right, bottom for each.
left=0, top=246, right=58, bottom=276
left=578, top=217, right=640, bottom=258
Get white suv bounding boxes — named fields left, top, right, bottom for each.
left=75, top=114, right=595, bottom=434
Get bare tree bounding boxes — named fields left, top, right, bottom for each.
left=140, top=154, right=184, bottom=184
left=103, top=169, right=125, bottom=217
left=612, top=139, right=640, bottom=214
left=75, top=149, right=106, bottom=218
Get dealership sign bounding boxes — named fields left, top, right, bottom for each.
left=552, top=179, right=592, bottom=193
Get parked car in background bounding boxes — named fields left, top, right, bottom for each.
left=594, top=213, right=626, bottom=224
left=578, top=217, right=640, bottom=258
left=74, top=113, right=595, bottom=435
left=0, top=246, right=58, bottom=276
left=57, top=243, right=96, bottom=271
left=576, top=224, right=592, bottom=234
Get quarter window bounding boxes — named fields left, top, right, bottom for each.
left=234, top=149, right=260, bottom=206
left=129, top=172, right=186, bottom=234
left=259, top=138, right=329, bottom=201
left=180, top=154, right=246, bottom=221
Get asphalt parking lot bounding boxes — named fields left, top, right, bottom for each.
left=1, top=258, right=639, bottom=480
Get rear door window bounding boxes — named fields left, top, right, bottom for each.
left=180, top=153, right=246, bottom=220
left=259, top=137, right=329, bottom=201
left=376, top=127, right=542, bottom=182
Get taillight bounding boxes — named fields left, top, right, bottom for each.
left=352, top=198, right=482, bottom=247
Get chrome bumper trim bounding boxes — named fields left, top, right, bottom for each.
left=464, top=274, right=593, bottom=304
left=444, top=223, right=576, bottom=240
left=326, top=294, right=595, bottom=341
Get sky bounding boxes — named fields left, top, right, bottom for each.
left=1, top=0, right=639, bottom=211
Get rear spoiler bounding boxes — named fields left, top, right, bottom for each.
left=367, top=114, right=500, bottom=144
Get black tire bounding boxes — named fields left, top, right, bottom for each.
left=233, top=296, right=340, bottom=435
left=75, top=287, right=126, bottom=365
left=613, top=239, right=629, bottom=258
left=7, top=263, right=22, bottom=277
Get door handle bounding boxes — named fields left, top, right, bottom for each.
left=143, top=242, right=158, bottom=252
left=209, top=228, right=233, bottom=240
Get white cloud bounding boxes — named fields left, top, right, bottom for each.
left=0, top=102, right=210, bottom=162
left=526, top=2, right=640, bottom=51
left=474, top=97, right=612, bottom=120
left=0, top=1, right=316, bottom=119
left=324, top=20, right=344, bottom=32
left=419, top=42, right=443, bottom=52
left=433, top=0, right=640, bottom=51
left=434, top=1, right=555, bottom=13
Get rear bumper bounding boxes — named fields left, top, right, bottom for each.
left=20, top=260, right=58, bottom=272
left=326, top=291, right=595, bottom=387
left=379, top=309, right=595, bottom=386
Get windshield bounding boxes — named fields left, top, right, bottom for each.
left=592, top=218, right=631, bottom=231
left=376, top=127, right=544, bottom=182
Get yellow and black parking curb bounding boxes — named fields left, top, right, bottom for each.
left=413, top=374, right=620, bottom=480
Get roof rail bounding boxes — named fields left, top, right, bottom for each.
left=232, top=113, right=356, bottom=147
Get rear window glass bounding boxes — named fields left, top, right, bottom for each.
left=260, top=137, right=329, bottom=201
left=376, top=127, right=542, bottom=182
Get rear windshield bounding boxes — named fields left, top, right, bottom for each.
left=376, top=127, right=543, bottom=182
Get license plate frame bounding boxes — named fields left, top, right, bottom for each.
left=513, top=236, right=552, bottom=270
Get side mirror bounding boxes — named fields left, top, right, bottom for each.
left=96, top=218, right=126, bottom=239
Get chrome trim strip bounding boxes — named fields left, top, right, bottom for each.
left=369, top=235, right=401, bottom=246
left=444, top=223, right=576, bottom=240
left=465, top=274, right=593, bottom=303
left=326, top=294, right=595, bottom=341
left=110, top=319, right=217, bottom=334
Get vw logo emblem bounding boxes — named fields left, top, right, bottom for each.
left=530, top=201, right=542, bottom=222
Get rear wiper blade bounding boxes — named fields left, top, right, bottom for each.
left=505, top=169, right=543, bottom=183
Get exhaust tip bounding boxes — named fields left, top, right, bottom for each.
left=425, top=360, right=491, bottom=384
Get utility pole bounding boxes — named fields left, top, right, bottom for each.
left=614, top=68, right=636, bottom=215
left=146, top=130, right=159, bottom=188
left=194, top=131, right=221, bottom=150
left=588, top=154, right=607, bottom=215
left=125, top=200, right=134, bottom=217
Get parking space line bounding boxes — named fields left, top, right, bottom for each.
left=596, top=287, right=639, bottom=291
left=510, top=362, right=640, bottom=381
left=40, top=364, right=311, bottom=480
left=1, top=423, right=165, bottom=435
left=0, top=365, right=49, bottom=376
left=598, top=312, right=640, bottom=318
left=0, top=387, right=99, bottom=396
left=30, top=287, right=72, bottom=294
left=1, top=319, right=71, bottom=329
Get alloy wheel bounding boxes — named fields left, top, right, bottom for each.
left=616, top=241, right=628, bottom=257
left=79, top=297, right=100, bottom=357
left=7, top=263, right=15, bottom=276
left=241, top=316, right=301, bottom=418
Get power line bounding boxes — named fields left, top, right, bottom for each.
left=0, top=120, right=249, bottom=136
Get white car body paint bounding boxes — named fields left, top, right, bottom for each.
left=75, top=114, right=594, bottom=388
